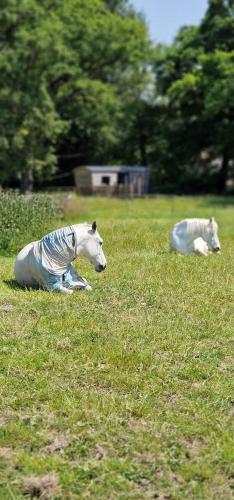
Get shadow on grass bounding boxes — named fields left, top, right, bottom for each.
left=200, top=196, right=234, bottom=208
left=3, top=279, right=39, bottom=291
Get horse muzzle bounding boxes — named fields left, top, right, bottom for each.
left=213, top=247, right=221, bottom=253
left=95, top=264, right=106, bottom=272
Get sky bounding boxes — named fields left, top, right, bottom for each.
left=131, top=0, right=208, bottom=44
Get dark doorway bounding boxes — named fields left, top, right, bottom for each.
left=118, top=172, right=128, bottom=185
left=102, top=176, right=110, bottom=185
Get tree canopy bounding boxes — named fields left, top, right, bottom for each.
left=150, top=0, right=234, bottom=192
left=0, top=0, right=233, bottom=193
left=0, top=0, right=150, bottom=191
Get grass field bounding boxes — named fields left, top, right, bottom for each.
left=0, top=195, right=233, bottom=499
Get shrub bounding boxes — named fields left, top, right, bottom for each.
left=0, top=191, right=61, bottom=255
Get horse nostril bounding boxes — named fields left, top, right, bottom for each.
left=95, top=264, right=106, bottom=272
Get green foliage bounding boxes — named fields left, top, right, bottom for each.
left=54, top=0, right=151, bottom=165
left=149, top=0, right=234, bottom=193
left=0, top=0, right=233, bottom=193
left=200, top=0, right=234, bottom=51
left=0, top=196, right=233, bottom=498
left=103, top=0, right=136, bottom=15
left=0, top=0, right=151, bottom=190
left=0, top=192, right=59, bottom=254
left=0, top=0, right=67, bottom=188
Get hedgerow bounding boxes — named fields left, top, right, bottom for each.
left=0, top=191, right=60, bottom=254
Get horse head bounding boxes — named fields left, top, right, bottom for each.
left=79, top=221, right=107, bottom=272
left=203, top=218, right=221, bottom=253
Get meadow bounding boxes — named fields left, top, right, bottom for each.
left=0, top=195, right=233, bottom=499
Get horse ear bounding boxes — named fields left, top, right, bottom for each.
left=92, top=221, right=97, bottom=232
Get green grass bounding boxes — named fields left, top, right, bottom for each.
left=0, top=195, right=233, bottom=499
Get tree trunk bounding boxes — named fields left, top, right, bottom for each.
left=20, top=170, right=34, bottom=194
left=217, top=152, right=229, bottom=194
left=139, top=129, right=147, bottom=166
left=137, top=110, right=148, bottom=166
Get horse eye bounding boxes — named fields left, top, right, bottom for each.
left=99, top=242, right=103, bottom=246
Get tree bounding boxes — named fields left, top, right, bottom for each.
left=103, top=0, right=136, bottom=16
left=0, top=0, right=151, bottom=190
left=168, top=50, right=234, bottom=193
left=52, top=0, right=151, bottom=171
left=150, top=0, right=234, bottom=193
left=0, top=0, right=66, bottom=192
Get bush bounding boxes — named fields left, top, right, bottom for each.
left=0, top=191, right=60, bottom=255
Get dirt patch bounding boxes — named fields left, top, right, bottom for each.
left=0, top=304, right=14, bottom=312
left=168, top=393, right=181, bottom=403
left=0, top=411, right=15, bottom=427
left=40, top=435, right=70, bottom=455
left=93, top=444, right=113, bottom=461
left=22, top=474, right=59, bottom=499
left=3, top=331, right=18, bottom=338
left=28, top=309, right=38, bottom=318
left=0, top=447, right=12, bottom=459
left=56, top=338, right=71, bottom=350
left=135, top=477, right=172, bottom=499
left=135, top=478, right=158, bottom=498
left=180, top=436, right=206, bottom=458
left=154, top=495, right=172, bottom=499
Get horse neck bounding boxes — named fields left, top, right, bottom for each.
left=73, top=224, right=90, bottom=255
left=193, top=219, right=207, bottom=239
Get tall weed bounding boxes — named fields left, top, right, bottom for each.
left=0, top=192, right=60, bottom=254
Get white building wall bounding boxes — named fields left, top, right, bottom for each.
left=91, top=172, right=117, bottom=187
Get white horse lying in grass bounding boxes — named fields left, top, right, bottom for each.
left=170, top=217, right=221, bottom=256
left=14, top=222, right=106, bottom=294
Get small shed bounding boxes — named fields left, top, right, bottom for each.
left=73, top=166, right=150, bottom=196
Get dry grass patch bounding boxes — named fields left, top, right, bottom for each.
left=40, top=435, right=70, bottom=455
left=0, top=447, right=13, bottom=459
left=22, top=474, right=60, bottom=499
left=0, top=303, right=14, bottom=312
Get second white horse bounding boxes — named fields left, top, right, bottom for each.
left=170, top=218, right=221, bottom=256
